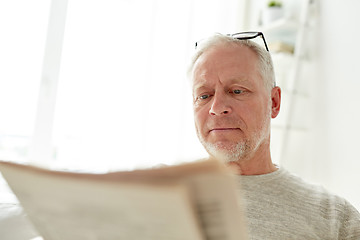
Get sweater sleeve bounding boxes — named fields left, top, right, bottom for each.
left=339, top=200, right=360, bottom=240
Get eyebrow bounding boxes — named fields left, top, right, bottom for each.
left=193, top=76, right=250, bottom=90
left=193, top=78, right=207, bottom=89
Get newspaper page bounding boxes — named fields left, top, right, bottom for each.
left=0, top=159, right=248, bottom=240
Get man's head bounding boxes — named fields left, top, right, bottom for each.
left=189, top=33, right=281, bottom=169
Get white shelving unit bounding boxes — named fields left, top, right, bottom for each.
left=246, top=0, right=318, bottom=164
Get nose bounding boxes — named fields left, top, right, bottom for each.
left=209, top=92, right=232, bottom=116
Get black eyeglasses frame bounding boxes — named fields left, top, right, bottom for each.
left=228, top=31, right=269, bottom=52
left=195, top=31, right=269, bottom=52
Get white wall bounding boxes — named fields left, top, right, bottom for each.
left=315, top=0, right=360, bottom=209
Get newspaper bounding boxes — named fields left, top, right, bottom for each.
left=0, top=159, right=248, bottom=240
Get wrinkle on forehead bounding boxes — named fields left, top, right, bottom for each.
left=192, top=44, right=259, bottom=80
left=193, top=56, right=255, bottom=91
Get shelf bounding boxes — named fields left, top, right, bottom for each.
left=260, top=17, right=298, bottom=33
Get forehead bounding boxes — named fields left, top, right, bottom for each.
left=192, top=44, right=260, bottom=87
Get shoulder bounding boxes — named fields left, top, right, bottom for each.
left=240, top=168, right=360, bottom=237
left=274, top=168, right=356, bottom=214
left=278, top=169, right=360, bottom=237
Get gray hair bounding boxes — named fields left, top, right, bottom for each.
left=188, top=33, right=276, bottom=91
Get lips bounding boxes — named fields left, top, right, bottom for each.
left=209, top=128, right=240, bottom=133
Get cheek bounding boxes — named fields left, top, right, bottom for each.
left=251, top=101, right=272, bottom=127
left=234, top=101, right=269, bottom=127
left=193, top=107, right=207, bottom=129
left=193, top=109, right=202, bottom=126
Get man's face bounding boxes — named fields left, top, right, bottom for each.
left=192, top=44, right=279, bottom=162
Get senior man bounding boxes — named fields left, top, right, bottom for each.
left=189, top=32, right=360, bottom=239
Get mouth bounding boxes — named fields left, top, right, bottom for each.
left=209, top=128, right=240, bottom=133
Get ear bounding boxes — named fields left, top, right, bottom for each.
left=271, top=86, right=281, bottom=118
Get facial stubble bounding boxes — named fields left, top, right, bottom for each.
left=196, top=103, right=272, bottom=163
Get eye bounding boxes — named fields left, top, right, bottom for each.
left=199, top=94, right=210, bottom=100
left=232, top=89, right=243, bottom=94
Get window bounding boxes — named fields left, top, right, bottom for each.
left=0, top=0, right=50, bottom=161
left=1, top=0, right=244, bottom=170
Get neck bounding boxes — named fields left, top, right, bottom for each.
left=227, top=158, right=277, bottom=175
left=225, top=143, right=276, bottom=175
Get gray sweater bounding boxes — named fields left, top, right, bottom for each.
left=238, top=168, right=360, bottom=240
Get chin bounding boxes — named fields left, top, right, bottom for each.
left=203, top=141, right=250, bottom=163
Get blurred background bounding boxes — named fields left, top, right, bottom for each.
left=0, top=0, right=359, bottom=210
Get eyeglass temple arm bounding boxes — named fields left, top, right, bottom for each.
left=261, top=34, right=269, bottom=52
